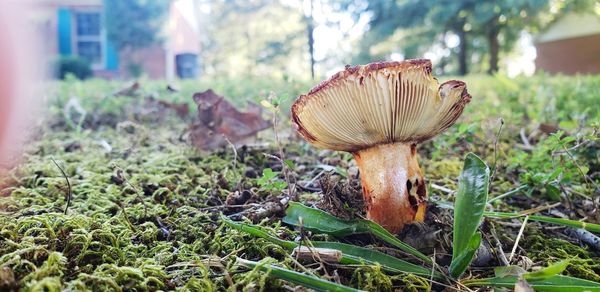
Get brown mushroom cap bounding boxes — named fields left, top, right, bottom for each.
left=292, top=59, right=471, bottom=152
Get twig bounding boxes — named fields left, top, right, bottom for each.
left=518, top=202, right=561, bottom=216
left=303, top=170, right=324, bottom=189
left=51, top=158, right=72, bottom=215
left=224, top=136, right=238, bottom=171
left=552, top=139, right=590, bottom=156
left=490, top=223, right=510, bottom=266
left=567, top=228, right=600, bottom=251
left=196, top=203, right=262, bottom=211
left=431, top=183, right=455, bottom=195
left=112, top=165, right=148, bottom=217
left=267, top=93, right=296, bottom=201
left=519, top=128, right=532, bottom=148
left=490, top=118, right=504, bottom=184
left=429, top=248, right=437, bottom=291
left=560, top=144, right=598, bottom=188
left=508, top=215, right=528, bottom=263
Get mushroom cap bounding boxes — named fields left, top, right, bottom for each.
left=292, top=59, right=471, bottom=152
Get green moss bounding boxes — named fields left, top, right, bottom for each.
left=522, top=233, right=600, bottom=282
left=1, top=76, right=598, bottom=290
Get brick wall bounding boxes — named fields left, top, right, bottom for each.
left=535, top=34, right=600, bottom=75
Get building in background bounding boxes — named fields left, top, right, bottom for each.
left=31, top=0, right=201, bottom=79
left=535, top=12, right=600, bottom=75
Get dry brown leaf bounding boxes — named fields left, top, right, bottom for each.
left=539, top=123, right=562, bottom=135
left=157, top=100, right=189, bottom=118
left=113, top=81, right=140, bottom=97
left=190, top=89, right=271, bottom=150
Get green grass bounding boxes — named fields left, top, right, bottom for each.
left=0, top=73, right=598, bottom=290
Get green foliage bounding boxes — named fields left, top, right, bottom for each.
left=450, top=153, right=489, bottom=278
left=237, top=258, right=362, bottom=292
left=54, top=56, right=92, bottom=80
left=463, top=274, right=600, bottom=291
left=1, top=74, right=598, bottom=290
left=282, top=202, right=431, bottom=263
left=103, top=0, right=169, bottom=50
left=201, top=0, right=308, bottom=78
left=257, top=168, right=287, bottom=192
left=342, top=0, right=560, bottom=74
left=484, top=212, right=600, bottom=234
left=221, top=216, right=436, bottom=278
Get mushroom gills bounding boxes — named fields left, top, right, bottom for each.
left=353, top=143, right=426, bottom=233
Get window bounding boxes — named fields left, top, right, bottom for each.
left=74, top=11, right=103, bottom=67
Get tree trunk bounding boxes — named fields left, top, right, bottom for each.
left=307, top=0, right=315, bottom=80
left=487, top=27, right=500, bottom=74
left=457, top=28, right=468, bottom=76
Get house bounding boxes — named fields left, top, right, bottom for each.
left=32, top=0, right=201, bottom=79
left=535, top=12, right=600, bottom=75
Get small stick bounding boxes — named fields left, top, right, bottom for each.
left=509, top=215, right=529, bottom=263
left=431, top=183, right=455, bottom=194
left=490, top=118, right=504, bottom=184
left=519, top=128, right=532, bottom=149
left=292, top=246, right=342, bottom=263
left=490, top=223, right=510, bottom=266
left=429, top=248, right=437, bottom=290
left=51, top=158, right=72, bottom=215
left=224, top=136, right=238, bottom=170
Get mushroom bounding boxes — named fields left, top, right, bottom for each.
left=291, top=59, right=471, bottom=233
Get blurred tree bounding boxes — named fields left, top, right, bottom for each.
left=341, top=0, right=559, bottom=74
left=104, top=0, right=169, bottom=50
left=467, top=0, right=550, bottom=74
left=201, top=0, right=307, bottom=78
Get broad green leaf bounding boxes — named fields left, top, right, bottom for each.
left=523, top=260, right=570, bottom=281
left=483, top=212, right=600, bottom=233
left=283, top=202, right=431, bottom=263
left=237, top=258, right=363, bottom=292
left=462, top=275, right=600, bottom=292
left=449, top=232, right=481, bottom=278
left=450, top=153, right=489, bottom=278
left=221, top=215, right=438, bottom=278
left=283, top=201, right=359, bottom=235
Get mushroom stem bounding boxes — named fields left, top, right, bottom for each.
left=353, top=143, right=427, bottom=233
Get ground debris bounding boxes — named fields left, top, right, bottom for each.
left=316, top=172, right=364, bottom=220
left=113, top=81, right=140, bottom=97
left=189, top=89, right=272, bottom=150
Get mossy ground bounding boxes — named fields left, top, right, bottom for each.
left=1, top=75, right=598, bottom=291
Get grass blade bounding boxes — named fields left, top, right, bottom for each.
left=221, top=215, right=438, bottom=278
left=311, top=241, right=441, bottom=279
left=283, top=202, right=432, bottom=263
left=220, top=214, right=296, bottom=249
left=484, top=211, right=600, bottom=233
left=449, top=153, right=489, bottom=278
left=462, top=275, right=600, bottom=292
left=523, top=260, right=570, bottom=281
left=237, top=258, right=363, bottom=292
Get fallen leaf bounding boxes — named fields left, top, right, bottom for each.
left=190, top=89, right=272, bottom=150
left=113, top=81, right=140, bottom=97
left=539, top=123, right=561, bottom=135
left=157, top=100, right=189, bottom=118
